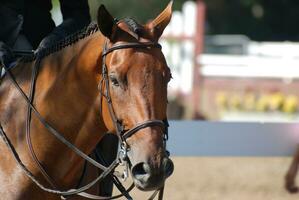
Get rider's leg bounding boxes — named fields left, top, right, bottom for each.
left=94, top=134, right=119, bottom=196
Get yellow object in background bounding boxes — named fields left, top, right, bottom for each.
left=256, top=95, right=269, bottom=112
left=282, top=95, right=298, bottom=114
left=229, top=94, right=242, bottom=110
left=215, top=92, right=228, bottom=109
left=215, top=90, right=299, bottom=114
left=269, top=92, right=284, bottom=111
left=243, top=93, right=256, bottom=111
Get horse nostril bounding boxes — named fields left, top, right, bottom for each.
left=132, top=162, right=151, bottom=178
left=163, top=158, right=174, bottom=178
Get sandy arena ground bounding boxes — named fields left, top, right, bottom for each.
left=114, top=157, right=299, bottom=200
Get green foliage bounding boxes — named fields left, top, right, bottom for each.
left=89, top=0, right=189, bottom=23
left=51, top=0, right=60, bottom=7
left=52, top=0, right=299, bottom=41
left=206, top=0, right=299, bottom=41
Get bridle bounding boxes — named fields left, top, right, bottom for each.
left=0, top=38, right=170, bottom=200
left=98, top=40, right=170, bottom=199
left=100, top=40, right=169, bottom=145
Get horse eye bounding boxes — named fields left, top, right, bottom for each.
left=109, top=75, right=120, bottom=86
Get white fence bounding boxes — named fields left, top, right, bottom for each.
left=199, top=42, right=299, bottom=79
left=161, top=1, right=198, bottom=95
left=51, top=1, right=199, bottom=95
left=199, top=54, right=299, bottom=79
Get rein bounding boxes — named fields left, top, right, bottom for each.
left=0, top=40, right=169, bottom=200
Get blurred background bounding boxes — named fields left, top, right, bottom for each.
left=50, top=1, right=299, bottom=199
left=60, top=0, right=299, bottom=122
left=52, top=0, right=299, bottom=122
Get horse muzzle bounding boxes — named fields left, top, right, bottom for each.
left=131, top=157, right=174, bottom=191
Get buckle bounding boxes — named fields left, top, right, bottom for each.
left=118, top=141, right=129, bottom=181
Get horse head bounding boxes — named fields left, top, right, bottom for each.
left=97, top=2, right=174, bottom=191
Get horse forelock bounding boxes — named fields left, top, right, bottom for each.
left=121, top=18, right=144, bottom=38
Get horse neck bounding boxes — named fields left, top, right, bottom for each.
left=38, top=32, right=105, bottom=132
left=29, top=33, right=109, bottom=184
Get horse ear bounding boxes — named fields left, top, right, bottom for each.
left=148, top=1, right=173, bottom=39
left=97, top=5, right=116, bottom=39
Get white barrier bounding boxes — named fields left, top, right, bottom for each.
left=168, top=121, right=299, bottom=156
left=51, top=1, right=198, bottom=95
left=199, top=54, right=299, bottom=79
left=161, top=1, right=197, bottom=94
left=198, top=41, right=299, bottom=79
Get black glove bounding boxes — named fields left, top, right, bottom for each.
left=0, top=41, right=14, bottom=66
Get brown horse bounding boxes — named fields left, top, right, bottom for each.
left=0, top=2, right=174, bottom=199
left=285, top=146, right=299, bottom=193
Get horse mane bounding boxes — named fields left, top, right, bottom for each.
left=20, top=18, right=144, bottom=63
left=20, top=22, right=99, bottom=63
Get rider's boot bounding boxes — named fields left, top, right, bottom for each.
left=94, top=134, right=119, bottom=196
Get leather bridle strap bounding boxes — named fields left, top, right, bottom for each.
left=122, top=120, right=166, bottom=140
left=100, top=41, right=168, bottom=200
left=94, top=150, right=134, bottom=200
left=0, top=59, right=129, bottom=198
left=1, top=62, right=108, bottom=171
left=101, top=41, right=166, bottom=140
left=0, top=120, right=119, bottom=196
left=101, top=42, right=162, bottom=57
left=0, top=39, right=169, bottom=200
left=0, top=56, right=135, bottom=199
left=26, top=57, right=58, bottom=189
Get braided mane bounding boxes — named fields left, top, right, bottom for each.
left=20, top=22, right=99, bottom=63
left=20, top=18, right=144, bottom=63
